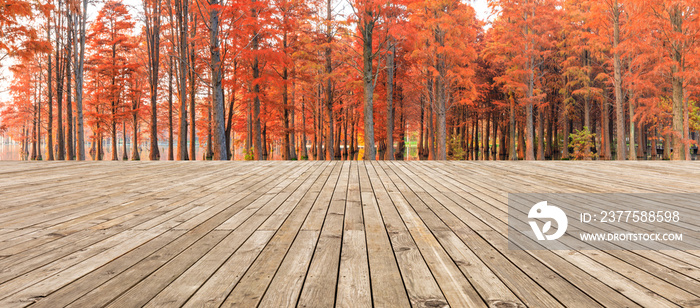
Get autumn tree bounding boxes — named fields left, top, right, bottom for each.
left=348, top=0, right=389, bottom=160
left=143, top=0, right=162, bottom=160
left=87, top=0, right=136, bottom=160
left=0, top=0, right=49, bottom=61
left=486, top=0, right=561, bottom=160
left=411, top=0, right=479, bottom=160
left=75, top=0, right=88, bottom=160
left=639, top=0, right=699, bottom=160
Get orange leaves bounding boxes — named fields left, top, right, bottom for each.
left=485, top=0, right=562, bottom=100
left=0, top=0, right=50, bottom=59
left=84, top=0, right=137, bottom=132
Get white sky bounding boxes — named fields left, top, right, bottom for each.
left=471, top=0, right=491, bottom=22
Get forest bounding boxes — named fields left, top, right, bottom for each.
left=0, top=0, right=699, bottom=161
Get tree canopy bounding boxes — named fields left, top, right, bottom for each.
left=1, top=0, right=699, bottom=161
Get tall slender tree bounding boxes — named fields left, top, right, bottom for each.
left=144, top=0, right=162, bottom=160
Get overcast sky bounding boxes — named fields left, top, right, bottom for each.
left=472, top=0, right=491, bottom=21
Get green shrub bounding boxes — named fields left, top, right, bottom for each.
left=244, top=148, right=254, bottom=161
left=569, top=127, right=597, bottom=160
left=448, top=134, right=466, bottom=160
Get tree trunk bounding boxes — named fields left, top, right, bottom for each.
left=334, top=112, right=341, bottom=160
left=262, top=122, right=268, bottom=160
left=21, top=123, right=27, bottom=160
left=361, top=17, right=375, bottom=160
left=122, top=121, right=128, bottom=160
left=428, top=93, right=434, bottom=160
left=385, top=41, right=395, bottom=160
left=649, top=127, right=659, bottom=160
left=499, top=118, right=507, bottom=160
left=509, top=93, right=516, bottom=160
left=316, top=84, right=322, bottom=159
left=168, top=57, right=174, bottom=160
left=613, top=1, right=625, bottom=160
left=98, top=132, right=104, bottom=160
left=601, top=89, right=611, bottom=160
left=518, top=121, right=526, bottom=160
left=75, top=0, right=87, bottom=160
left=66, top=11, right=74, bottom=160
left=350, top=109, right=357, bottom=159
left=637, top=122, right=644, bottom=159
left=325, top=0, right=334, bottom=160
left=397, top=88, right=405, bottom=160
left=629, top=95, right=636, bottom=160
left=209, top=0, right=228, bottom=160
left=301, top=95, right=307, bottom=159
left=189, top=14, right=197, bottom=160
left=524, top=10, right=535, bottom=161
left=663, top=130, right=671, bottom=160
left=282, top=64, right=290, bottom=160
left=56, top=10, right=65, bottom=161
left=252, top=1, right=262, bottom=160
left=47, top=21, right=54, bottom=161
left=289, top=77, right=297, bottom=160
left=473, top=116, right=478, bottom=160
left=225, top=61, right=237, bottom=159
left=176, top=0, right=189, bottom=160
left=684, top=94, right=690, bottom=160
left=146, top=0, right=162, bottom=160
left=584, top=89, right=591, bottom=158
left=537, top=106, right=544, bottom=160
left=111, top=41, right=118, bottom=161
left=132, top=108, right=140, bottom=160
left=670, top=7, right=684, bottom=160
left=672, top=74, right=683, bottom=160
left=207, top=103, right=213, bottom=159
left=31, top=92, right=37, bottom=160
left=436, top=52, right=447, bottom=160
left=484, top=112, right=490, bottom=160
left=492, top=112, right=498, bottom=160
left=36, top=66, right=43, bottom=160
left=344, top=104, right=349, bottom=159
left=418, top=95, right=424, bottom=159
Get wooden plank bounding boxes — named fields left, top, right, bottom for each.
left=257, top=230, right=319, bottom=307
left=64, top=163, right=306, bottom=308
left=0, top=163, right=197, bottom=226
left=362, top=162, right=450, bottom=308
left=335, top=161, right=371, bottom=308
left=220, top=162, right=342, bottom=307
left=375, top=162, right=487, bottom=308
left=0, top=161, right=697, bottom=308
left=0, top=162, right=279, bottom=285
left=402, top=162, right=622, bottom=307
left=104, top=230, right=231, bottom=308
left=509, top=192, right=700, bottom=298
left=357, top=162, right=411, bottom=308
left=0, top=229, right=164, bottom=307
left=144, top=162, right=331, bottom=307
left=182, top=230, right=275, bottom=308
left=416, top=161, right=681, bottom=307
left=388, top=160, right=527, bottom=308
left=29, top=230, right=187, bottom=308
left=295, top=162, right=347, bottom=308
left=448, top=162, right=700, bottom=274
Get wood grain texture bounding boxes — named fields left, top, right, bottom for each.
left=0, top=161, right=695, bottom=308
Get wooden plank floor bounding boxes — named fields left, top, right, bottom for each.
left=0, top=161, right=698, bottom=308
